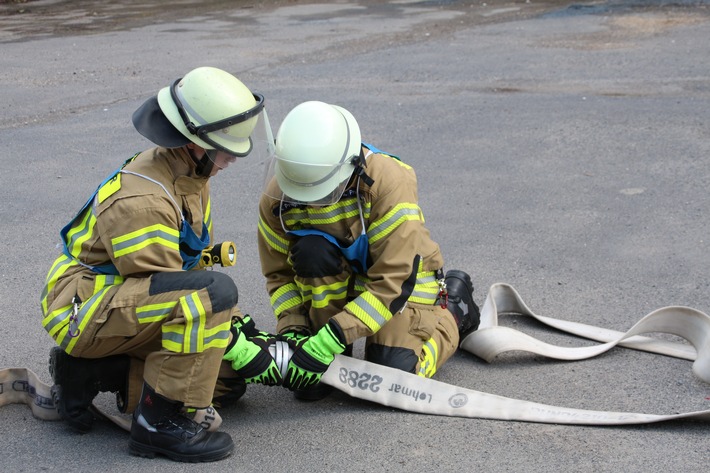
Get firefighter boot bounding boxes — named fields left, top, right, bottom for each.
left=49, top=346, right=129, bottom=433
left=442, top=270, right=481, bottom=343
left=129, top=383, right=234, bottom=462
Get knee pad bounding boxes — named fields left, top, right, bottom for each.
left=366, top=344, right=418, bottom=374
left=149, top=271, right=238, bottom=313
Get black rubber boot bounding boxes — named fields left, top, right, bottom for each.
left=441, top=270, right=481, bottom=342
left=129, top=383, right=234, bottom=463
left=48, top=346, right=129, bottom=433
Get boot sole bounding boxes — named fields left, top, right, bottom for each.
left=128, top=439, right=234, bottom=463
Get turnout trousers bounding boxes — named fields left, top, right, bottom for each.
left=298, top=273, right=460, bottom=378
left=48, top=270, right=235, bottom=410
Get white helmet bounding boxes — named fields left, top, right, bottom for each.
left=133, top=66, right=274, bottom=169
left=264, top=101, right=361, bottom=205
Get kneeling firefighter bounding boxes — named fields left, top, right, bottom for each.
left=258, top=101, right=481, bottom=400
left=41, top=66, right=282, bottom=463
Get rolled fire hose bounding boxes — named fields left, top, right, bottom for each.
left=2, top=283, right=709, bottom=428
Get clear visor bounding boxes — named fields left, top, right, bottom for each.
left=204, top=110, right=275, bottom=172
left=262, top=155, right=354, bottom=206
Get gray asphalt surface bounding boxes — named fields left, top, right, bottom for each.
left=1, top=0, right=709, bottom=471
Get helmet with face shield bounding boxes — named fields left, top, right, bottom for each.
left=132, top=66, right=274, bottom=175
left=263, top=101, right=361, bottom=206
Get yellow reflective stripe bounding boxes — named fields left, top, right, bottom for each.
left=41, top=255, right=77, bottom=314
left=161, top=297, right=224, bottom=352
left=270, top=283, right=302, bottom=317
left=204, top=197, right=213, bottom=235
left=136, top=301, right=177, bottom=324
left=296, top=279, right=349, bottom=309
left=203, top=320, right=231, bottom=350
left=345, top=291, right=392, bottom=333
left=162, top=325, right=185, bottom=352
left=66, top=208, right=96, bottom=256
left=181, top=292, right=206, bottom=353
left=418, top=338, right=439, bottom=378
left=97, top=173, right=122, bottom=203
left=111, top=224, right=180, bottom=257
left=62, top=286, right=113, bottom=354
left=368, top=203, right=422, bottom=244
left=352, top=274, right=370, bottom=294
left=42, top=305, right=72, bottom=336
left=409, top=271, right=440, bottom=304
left=94, top=274, right=124, bottom=292
left=394, top=159, right=413, bottom=171
left=282, top=199, right=372, bottom=227
left=258, top=216, right=289, bottom=255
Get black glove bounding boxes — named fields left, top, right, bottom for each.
left=289, top=234, right=343, bottom=278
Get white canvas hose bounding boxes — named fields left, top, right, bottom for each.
left=320, top=283, right=710, bottom=425
left=2, top=283, right=709, bottom=427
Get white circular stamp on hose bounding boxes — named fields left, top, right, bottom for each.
left=268, top=340, right=293, bottom=378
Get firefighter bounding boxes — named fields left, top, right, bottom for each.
left=41, top=66, right=281, bottom=462
left=258, top=101, right=480, bottom=400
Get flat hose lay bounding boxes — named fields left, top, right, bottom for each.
left=321, top=283, right=710, bottom=426
left=2, top=283, right=709, bottom=427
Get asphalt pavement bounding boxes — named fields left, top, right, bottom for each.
left=1, top=0, right=709, bottom=471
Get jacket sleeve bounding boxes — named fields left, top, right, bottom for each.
left=332, top=157, right=443, bottom=343
left=257, top=195, right=310, bottom=333
left=96, top=194, right=185, bottom=276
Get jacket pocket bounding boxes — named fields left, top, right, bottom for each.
left=93, top=278, right=145, bottom=338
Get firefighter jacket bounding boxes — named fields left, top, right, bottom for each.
left=41, top=147, right=212, bottom=352
left=257, top=146, right=445, bottom=345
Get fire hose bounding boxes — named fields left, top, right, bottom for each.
left=2, top=283, right=709, bottom=428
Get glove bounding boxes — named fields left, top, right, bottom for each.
left=234, top=314, right=275, bottom=343
left=283, top=320, right=347, bottom=391
left=278, top=327, right=310, bottom=345
left=290, top=235, right=343, bottom=278
left=223, top=326, right=282, bottom=386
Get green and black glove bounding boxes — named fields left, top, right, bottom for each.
left=283, top=320, right=346, bottom=391
left=279, top=327, right=310, bottom=345
left=233, top=314, right=274, bottom=342
left=223, top=323, right=282, bottom=386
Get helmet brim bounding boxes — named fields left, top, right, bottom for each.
left=132, top=96, right=191, bottom=148
left=272, top=157, right=355, bottom=205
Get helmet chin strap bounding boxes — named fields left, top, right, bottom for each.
left=187, top=146, right=214, bottom=177
left=352, top=149, right=374, bottom=187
